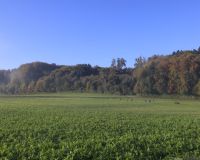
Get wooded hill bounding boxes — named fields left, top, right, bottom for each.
left=1, top=48, right=200, bottom=96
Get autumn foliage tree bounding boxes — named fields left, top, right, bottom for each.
left=0, top=48, right=200, bottom=96
left=133, top=51, right=200, bottom=95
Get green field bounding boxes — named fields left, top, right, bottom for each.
left=1, top=94, right=200, bottom=159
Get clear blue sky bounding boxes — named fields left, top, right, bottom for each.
left=0, top=0, right=200, bottom=69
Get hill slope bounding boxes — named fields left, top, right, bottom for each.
left=1, top=49, right=200, bottom=95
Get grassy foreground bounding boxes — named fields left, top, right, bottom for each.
left=0, top=94, right=200, bottom=159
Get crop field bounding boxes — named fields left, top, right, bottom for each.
left=1, top=93, right=200, bottom=159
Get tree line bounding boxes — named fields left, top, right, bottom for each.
left=1, top=48, right=200, bottom=96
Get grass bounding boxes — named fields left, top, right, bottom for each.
left=0, top=93, right=200, bottom=159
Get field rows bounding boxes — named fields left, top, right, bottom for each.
left=0, top=95, right=200, bottom=159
